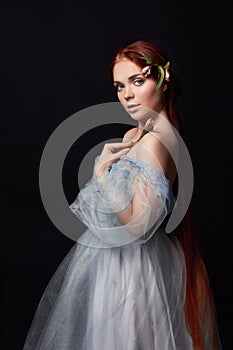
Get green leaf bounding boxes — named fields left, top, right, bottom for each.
left=138, top=56, right=153, bottom=65
left=163, top=61, right=170, bottom=69
left=144, top=125, right=154, bottom=132
left=156, top=66, right=164, bottom=90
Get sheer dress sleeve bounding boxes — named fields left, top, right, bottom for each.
left=69, top=155, right=176, bottom=248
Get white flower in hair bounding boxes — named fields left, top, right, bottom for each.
left=164, top=67, right=170, bottom=81
left=141, top=66, right=152, bottom=78
left=139, top=56, right=171, bottom=90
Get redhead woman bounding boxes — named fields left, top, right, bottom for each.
left=23, top=39, right=222, bottom=350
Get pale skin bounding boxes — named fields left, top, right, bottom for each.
left=94, top=58, right=177, bottom=229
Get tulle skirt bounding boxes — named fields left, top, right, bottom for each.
left=23, top=227, right=194, bottom=349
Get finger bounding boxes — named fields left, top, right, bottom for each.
left=123, top=140, right=134, bottom=145
left=112, top=147, right=131, bottom=158
left=106, top=141, right=133, bottom=152
left=105, top=140, right=132, bottom=148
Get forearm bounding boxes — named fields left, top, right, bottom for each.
left=115, top=201, right=134, bottom=225
left=95, top=169, right=135, bottom=222
left=95, top=171, right=149, bottom=237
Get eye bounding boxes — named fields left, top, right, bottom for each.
left=114, top=84, right=124, bottom=92
left=134, top=79, right=144, bottom=86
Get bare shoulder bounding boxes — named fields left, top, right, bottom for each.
left=146, top=131, right=172, bottom=151
left=135, top=132, right=177, bottom=185
left=138, top=132, right=169, bottom=164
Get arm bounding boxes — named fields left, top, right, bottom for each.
left=70, top=127, right=175, bottom=245
left=95, top=131, right=171, bottom=233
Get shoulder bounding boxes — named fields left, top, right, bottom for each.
left=141, top=132, right=168, bottom=153
left=122, top=127, right=169, bottom=161
left=138, top=132, right=170, bottom=166
left=134, top=132, right=177, bottom=185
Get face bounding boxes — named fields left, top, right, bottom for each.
left=113, top=58, right=166, bottom=123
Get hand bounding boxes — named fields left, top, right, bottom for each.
left=94, top=140, right=132, bottom=176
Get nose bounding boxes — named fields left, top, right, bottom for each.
left=123, top=85, right=134, bottom=101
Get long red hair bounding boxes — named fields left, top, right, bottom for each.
left=109, top=39, right=220, bottom=349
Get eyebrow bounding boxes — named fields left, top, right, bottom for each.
left=113, top=73, right=143, bottom=84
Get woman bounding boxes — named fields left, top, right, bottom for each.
left=23, top=40, right=222, bottom=349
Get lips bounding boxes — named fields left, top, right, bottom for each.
left=127, top=104, right=140, bottom=112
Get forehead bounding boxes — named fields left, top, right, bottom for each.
left=113, top=58, right=142, bottom=81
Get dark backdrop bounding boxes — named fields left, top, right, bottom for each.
left=1, top=2, right=232, bottom=349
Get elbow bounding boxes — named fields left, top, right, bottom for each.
left=116, top=209, right=149, bottom=238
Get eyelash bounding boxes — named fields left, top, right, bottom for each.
left=134, top=79, right=144, bottom=86
left=115, top=79, right=144, bottom=92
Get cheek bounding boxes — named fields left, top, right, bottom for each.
left=140, top=86, right=158, bottom=106
left=117, top=92, right=124, bottom=103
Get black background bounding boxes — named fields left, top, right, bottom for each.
left=1, top=2, right=232, bottom=349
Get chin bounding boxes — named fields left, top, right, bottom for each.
left=127, top=110, right=152, bottom=122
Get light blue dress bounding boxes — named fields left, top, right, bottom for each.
left=23, top=155, right=195, bottom=349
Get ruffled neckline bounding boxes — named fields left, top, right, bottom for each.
left=119, top=155, right=172, bottom=187
left=95, top=154, right=173, bottom=189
